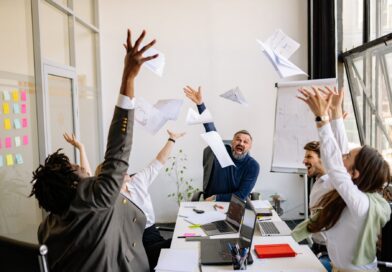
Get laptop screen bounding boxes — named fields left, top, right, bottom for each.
left=225, top=194, right=246, bottom=229
left=239, top=199, right=256, bottom=243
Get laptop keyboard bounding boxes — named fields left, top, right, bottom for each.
left=259, top=221, right=280, bottom=234
left=215, top=221, right=232, bottom=232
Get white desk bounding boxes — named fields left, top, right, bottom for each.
left=170, top=201, right=326, bottom=271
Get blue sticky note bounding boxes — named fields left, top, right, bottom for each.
left=0, top=155, right=3, bottom=167
left=13, top=104, right=20, bottom=114
left=13, top=119, right=21, bottom=129
left=3, top=90, right=11, bottom=101
left=15, top=154, right=24, bottom=165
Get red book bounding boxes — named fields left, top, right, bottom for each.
left=254, top=244, right=297, bottom=258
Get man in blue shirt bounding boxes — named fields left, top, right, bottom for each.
left=184, top=86, right=260, bottom=202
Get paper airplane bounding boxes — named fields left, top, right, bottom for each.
left=220, top=86, right=248, bottom=106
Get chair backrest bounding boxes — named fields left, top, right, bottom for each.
left=379, top=202, right=392, bottom=262
left=0, top=235, right=49, bottom=272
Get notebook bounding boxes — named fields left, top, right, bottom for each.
left=258, top=220, right=292, bottom=236
left=254, top=244, right=296, bottom=258
left=200, top=198, right=256, bottom=265
left=200, top=194, right=245, bottom=236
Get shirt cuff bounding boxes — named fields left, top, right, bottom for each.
left=317, top=122, right=334, bottom=140
left=117, top=94, right=135, bottom=110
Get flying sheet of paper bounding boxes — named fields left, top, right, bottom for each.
left=186, top=108, right=213, bottom=125
left=220, top=86, right=248, bottom=106
left=155, top=248, right=198, bottom=272
left=200, top=131, right=235, bottom=168
left=143, top=47, right=165, bottom=77
left=154, top=99, right=183, bottom=120
left=257, top=39, right=307, bottom=78
left=135, top=97, right=167, bottom=135
left=265, top=29, right=300, bottom=59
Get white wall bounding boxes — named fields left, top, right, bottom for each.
left=99, top=0, right=308, bottom=222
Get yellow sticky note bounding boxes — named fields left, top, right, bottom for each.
left=3, top=103, right=10, bottom=114
left=6, top=154, right=14, bottom=166
left=4, top=119, right=11, bottom=130
left=12, top=90, right=19, bottom=102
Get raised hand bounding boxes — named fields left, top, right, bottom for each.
left=120, top=29, right=158, bottom=97
left=297, top=86, right=333, bottom=118
left=183, top=85, right=203, bottom=105
left=167, top=130, right=186, bottom=141
left=328, top=86, right=344, bottom=119
left=63, top=133, right=83, bottom=150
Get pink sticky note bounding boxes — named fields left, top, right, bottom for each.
left=22, top=118, right=28, bottom=128
left=21, top=90, right=27, bottom=101
left=21, top=104, right=27, bottom=114
left=23, top=135, right=29, bottom=145
left=5, top=137, right=12, bottom=148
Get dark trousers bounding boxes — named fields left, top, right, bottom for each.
left=143, top=224, right=172, bottom=272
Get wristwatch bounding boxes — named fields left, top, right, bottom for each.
left=315, top=115, right=329, bottom=123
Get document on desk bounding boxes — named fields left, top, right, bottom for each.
left=186, top=108, right=213, bottom=125
left=252, top=200, right=272, bottom=209
left=200, top=131, right=235, bottom=168
left=220, top=86, right=248, bottom=106
left=143, top=47, right=165, bottom=77
left=155, top=248, right=198, bottom=272
left=185, top=211, right=226, bottom=225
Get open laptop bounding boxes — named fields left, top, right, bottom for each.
left=258, top=220, right=292, bottom=236
left=200, top=198, right=256, bottom=265
left=200, top=194, right=245, bottom=236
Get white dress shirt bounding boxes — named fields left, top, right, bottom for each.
left=318, top=120, right=376, bottom=270
left=121, top=159, right=163, bottom=228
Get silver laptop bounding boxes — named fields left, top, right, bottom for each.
left=200, top=194, right=245, bottom=236
left=258, top=220, right=292, bottom=236
left=200, top=198, right=256, bottom=265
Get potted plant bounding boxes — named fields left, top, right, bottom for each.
left=165, top=149, right=198, bottom=206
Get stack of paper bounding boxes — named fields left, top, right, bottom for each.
left=155, top=248, right=198, bottom=272
left=257, top=29, right=307, bottom=78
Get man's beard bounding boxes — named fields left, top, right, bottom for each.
left=232, top=150, right=248, bottom=160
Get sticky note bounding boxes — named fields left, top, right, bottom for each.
left=15, top=136, right=21, bottom=147
left=5, top=137, right=12, bottom=148
left=12, top=90, right=19, bottom=102
left=6, top=154, right=13, bottom=166
left=21, top=90, right=27, bottom=101
left=3, top=102, right=10, bottom=114
left=0, top=155, right=3, bottom=167
left=14, top=119, right=21, bottom=129
left=21, top=104, right=26, bottom=114
left=15, top=154, right=23, bottom=165
left=23, top=135, right=29, bottom=145
left=3, top=90, right=10, bottom=101
left=13, top=104, right=20, bottom=114
left=22, top=118, right=28, bottom=128
left=4, top=119, right=11, bottom=130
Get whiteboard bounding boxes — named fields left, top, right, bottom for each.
left=271, top=78, right=337, bottom=173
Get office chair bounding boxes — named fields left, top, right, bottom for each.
left=0, top=235, right=49, bottom=272
left=377, top=202, right=392, bottom=272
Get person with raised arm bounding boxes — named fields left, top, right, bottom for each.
left=183, top=86, right=260, bottom=202
left=30, top=29, right=158, bottom=272
left=293, top=86, right=391, bottom=271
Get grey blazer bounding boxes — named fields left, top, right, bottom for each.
left=38, top=107, right=149, bottom=272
